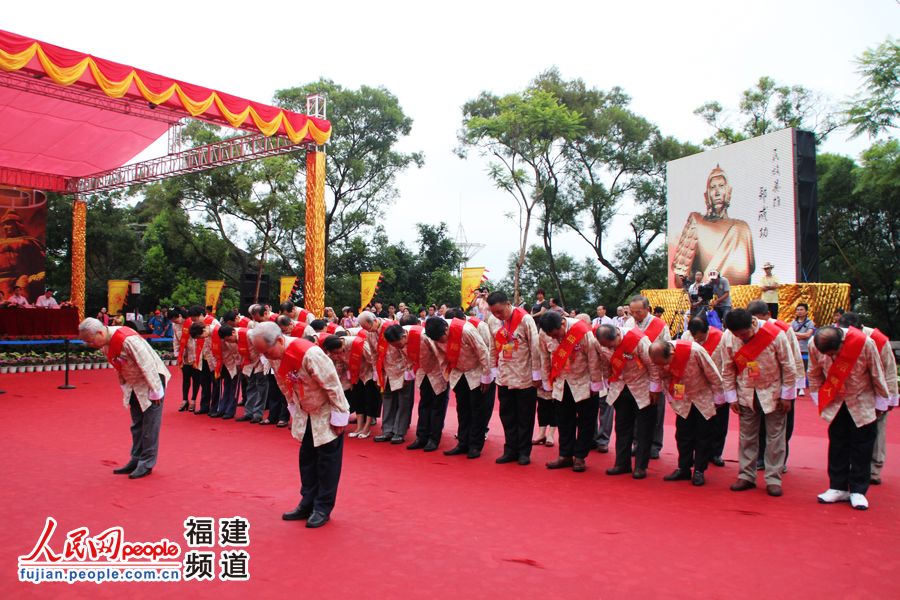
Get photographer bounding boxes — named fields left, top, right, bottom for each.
left=682, top=271, right=713, bottom=318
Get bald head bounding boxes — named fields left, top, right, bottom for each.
left=649, top=340, right=673, bottom=366
left=814, top=326, right=844, bottom=356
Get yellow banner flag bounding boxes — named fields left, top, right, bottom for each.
left=360, top=272, right=382, bottom=311
left=460, top=267, right=487, bottom=308
left=107, top=280, right=129, bottom=316
left=205, top=280, right=225, bottom=311
left=280, top=276, right=297, bottom=304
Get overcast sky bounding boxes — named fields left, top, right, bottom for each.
left=6, top=0, right=898, bottom=281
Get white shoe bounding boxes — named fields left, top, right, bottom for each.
left=850, top=493, right=869, bottom=510
left=817, top=489, right=850, bottom=504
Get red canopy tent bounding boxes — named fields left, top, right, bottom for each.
left=0, top=29, right=331, bottom=319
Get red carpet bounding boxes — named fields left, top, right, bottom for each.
left=1, top=368, right=898, bottom=599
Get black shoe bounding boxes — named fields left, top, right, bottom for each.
left=390, top=436, right=405, bottom=444
left=282, top=504, right=313, bottom=521
left=407, top=439, right=427, bottom=450
left=632, top=467, right=647, bottom=479
left=756, top=461, right=765, bottom=471
left=423, top=441, right=439, bottom=452
left=546, top=457, right=575, bottom=470
left=374, top=434, right=393, bottom=442
left=692, top=470, right=705, bottom=486
left=196, top=409, right=209, bottom=415
left=663, top=468, right=692, bottom=481
left=250, top=417, right=262, bottom=424
left=596, top=445, right=609, bottom=454
left=606, top=465, right=632, bottom=476
left=467, top=449, right=482, bottom=459
left=236, top=415, right=253, bottom=422
left=305, top=511, right=330, bottom=528
left=495, top=453, right=517, bottom=464
left=443, top=446, right=467, bottom=456
left=209, top=412, right=222, bottom=418
left=517, top=455, right=531, bottom=466
left=178, top=402, right=189, bottom=412
left=221, top=415, right=233, bottom=420
left=113, top=460, right=138, bottom=475
left=650, top=449, right=660, bottom=460
left=711, top=456, right=726, bottom=467
left=128, top=465, right=152, bottom=479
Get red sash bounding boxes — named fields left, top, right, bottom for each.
left=268, top=313, right=278, bottom=322
left=237, top=328, right=251, bottom=367
left=644, top=316, right=666, bottom=341
left=445, top=319, right=466, bottom=373
left=326, top=322, right=338, bottom=334
left=549, top=320, right=591, bottom=384
left=819, top=327, right=867, bottom=414
left=494, top=307, right=527, bottom=365
left=771, top=319, right=790, bottom=332
left=467, top=317, right=481, bottom=328
left=105, top=327, right=138, bottom=372
left=608, top=328, right=645, bottom=383
left=668, top=340, right=693, bottom=395
left=237, top=316, right=250, bottom=328
left=193, top=315, right=215, bottom=369
left=316, top=332, right=330, bottom=347
left=870, top=328, right=889, bottom=353
left=276, top=337, right=314, bottom=383
left=375, top=320, right=397, bottom=389
left=210, top=324, right=223, bottom=375
left=347, top=330, right=368, bottom=385
left=298, top=309, right=311, bottom=322
left=702, top=327, right=723, bottom=355
left=733, top=322, right=781, bottom=374
left=291, top=323, right=308, bottom=338
left=406, top=326, right=424, bottom=372
left=177, top=322, right=190, bottom=366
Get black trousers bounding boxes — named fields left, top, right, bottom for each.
left=351, top=380, right=381, bottom=418
left=555, top=385, right=600, bottom=459
left=498, top=385, right=537, bottom=458
left=298, top=421, right=344, bottom=516
left=675, top=405, right=717, bottom=472
left=652, top=399, right=666, bottom=454
left=199, top=360, right=221, bottom=414
left=712, top=404, right=730, bottom=457
left=415, top=378, right=450, bottom=445
left=266, top=373, right=288, bottom=423
left=537, top=397, right=558, bottom=428
left=759, top=404, right=795, bottom=463
left=181, top=365, right=200, bottom=404
left=453, top=379, right=488, bottom=451
left=483, top=382, right=496, bottom=434
left=219, top=370, right=239, bottom=418
left=613, top=386, right=656, bottom=470
left=828, top=403, right=877, bottom=494
left=238, top=374, right=247, bottom=405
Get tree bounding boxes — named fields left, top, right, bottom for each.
left=817, top=144, right=900, bottom=336
left=274, top=80, right=424, bottom=262
left=499, top=245, right=600, bottom=312
left=695, top=76, right=838, bottom=146
left=845, top=38, right=900, bottom=139
left=458, top=82, right=583, bottom=304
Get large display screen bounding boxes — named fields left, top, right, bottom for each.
left=666, top=128, right=796, bottom=288
left=0, top=187, right=47, bottom=303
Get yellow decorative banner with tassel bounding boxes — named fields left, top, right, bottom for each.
left=360, top=272, right=382, bottom=312
left=461, top=267, right=488, bottom=308
left=205, top=280, right=225, bottom=312
left=107, top=280, right=129, bottom=317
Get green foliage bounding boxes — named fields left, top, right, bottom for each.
left=159, top=272, right=206, bottom=309
left=845, top=38, right=899, bottom=139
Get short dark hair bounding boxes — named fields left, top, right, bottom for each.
left=205, top=305, right=214, bottom=313
left=322, top=335, right=343, bottom=351
left=218, top=325, right=234, bottom=339
left=539, top=310, right=564, bottom=333
left=746, top=300, right=770, bottom=317
left=838, top=311, right=863, bottom=329
left=424, top=317, right=449, bottom=340
left=724, top=308, right=753, bottom=332
left=834, top=307, right=845, bottom=316
left=536, top=288, right=545, bottom=296
left=595, top=324, right=618, bottom=342
left=188, top=305, right=205, bottom=318
left=384, top=324, right=406, bottom=343
left=276, top=315, right=293, bottom=328
left=280, top=301, right=294, bottom=313
left=487, top=291, right=509, bottom=306
left=814, top=326, right=844, bottom=353
left=189, top=322, right=206, bottom=338
left=399, top=314, right=420, bottom=326
left=653, top=306, right=665, bottom=315
left=222, top=310, right=238, bottom=324
left=250, top=305, right=267, bottom=318
left=444, top=307, right=467, bottom=320
left=796, top=302, right=809, bottom=311
left=309, top=319, right=327, bottom=332
left=688, top=317, right=709, bottom=336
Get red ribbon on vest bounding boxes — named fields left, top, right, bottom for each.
left=268, top=313, right=278, bottom=322
left=237, top=327, right=251, bottom=367
left=467, top=317, right=481, bottom=328
left=608, top=328, right=646, bottom=383
left=277, top=337, right=315, bottom=385
left=549, top=319, right=591, bottom=385
left=326, top=322, right=338, bottom=334
left=237, top=316, right=250, bottom=328
left=177, top=322, right=190, bottom=366
left=445, top=318, right=466, bottom=374
left=406, top=326, right=424, bottom=372
left=644, top=315, right=666, bottom=341
left=348, top=331, right=368, bottom=385
left=870, top=328, right=889, bottom=353
left=210, top=324, right=223, bottom=375
left=192, top=315, right=215, bottom=369
left=105, top=327, right=138, bottom=372
left=770, top=319, right=790, bottom=332
left=733, top=322, right=781, bottom=374
left=818, top=327, right=867, bottom=415
left=316, top=332, right=330, bottom=347
left=494, top=307, right=527, bottom=365
left=702, top=327, right=723, bottom=356
left=290, top=323, right=307, bottom=338
left=375, top=320, right=397, bottom=390
left=668, top=340, right=693, bottom=394
left=298, top=309, right=311, bottom=323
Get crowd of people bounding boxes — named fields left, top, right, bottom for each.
left=79, top=288, right=897, bottom=528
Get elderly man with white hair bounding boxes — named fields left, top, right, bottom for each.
left=249, top=322, right=351, bottom=529
left=356, top=310, right=393, bottom=437
left=79, top=317, right=171, bottom=479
